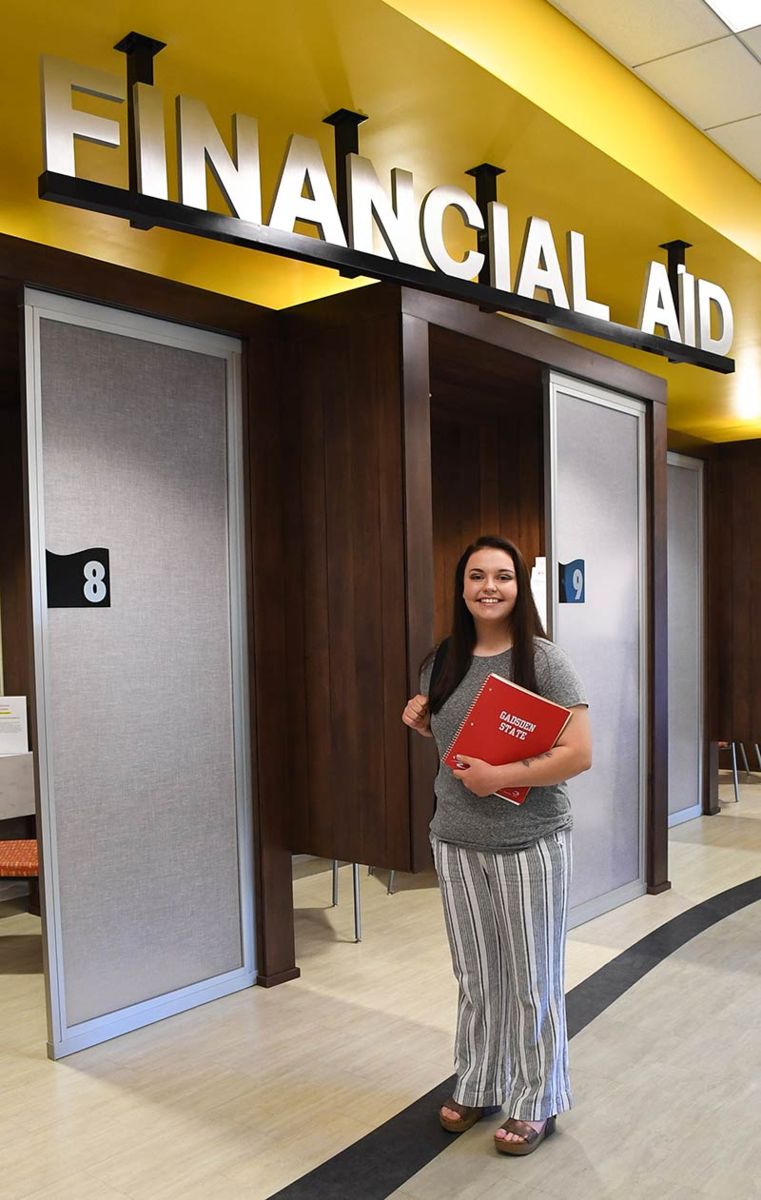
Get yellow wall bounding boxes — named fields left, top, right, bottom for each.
left=2, top=0, right=761, bottom=439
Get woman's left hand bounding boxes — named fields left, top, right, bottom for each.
left=451, top=755, right=499, bottom=797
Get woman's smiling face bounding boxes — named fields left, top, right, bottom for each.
left=462, top=547, right=518, bottom=627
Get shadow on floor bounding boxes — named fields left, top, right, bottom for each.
left=293, top=906, right=351, bottom=953
left=0, top=934, right=43, bottom=974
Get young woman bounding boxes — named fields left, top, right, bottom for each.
left=402, top=535, right=591, bottom=1156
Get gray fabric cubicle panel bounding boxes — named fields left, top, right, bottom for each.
left=549, top=379, right=646, bottom=922
left=667, top=456, right=703, bottom=822
left=38, top=318, right=244, bottom=1027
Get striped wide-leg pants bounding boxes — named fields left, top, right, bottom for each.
left=431, top=829, right=572, bottom=1120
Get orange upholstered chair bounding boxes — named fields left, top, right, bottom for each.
left=0, top=840, right=40, bottom=914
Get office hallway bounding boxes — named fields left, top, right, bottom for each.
left=0, top=775, right=758, bottom=1199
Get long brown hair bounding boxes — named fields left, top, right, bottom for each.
left=425, top=535, right=547, bottom=714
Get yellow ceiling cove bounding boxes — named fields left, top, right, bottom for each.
left=2, top=0, right=761, bottom=440
left=381, top=0, right=761, bottom=264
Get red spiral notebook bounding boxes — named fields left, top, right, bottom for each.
left=443, top=673, right=573, bottom=805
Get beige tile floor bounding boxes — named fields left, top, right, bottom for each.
left=0, top=773, right=758, bottom=1200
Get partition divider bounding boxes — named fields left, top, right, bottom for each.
left=24, top=290, right=255, bottom=1058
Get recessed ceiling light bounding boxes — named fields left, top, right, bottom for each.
left=703, top=1, right=761, bottom=32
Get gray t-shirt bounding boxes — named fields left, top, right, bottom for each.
left=421, top=639, right=587, bottom=852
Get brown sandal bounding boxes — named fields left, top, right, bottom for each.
left=438, top=1099, right=501, bottom=1133
left=494, top=1114, right=556, bottom=1155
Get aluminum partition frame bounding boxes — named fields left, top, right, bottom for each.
left=666, top=451, right=705, bottom=828
left=546, top=372, right=649, bottom=928
left=24, top=289, right=255, bottom=1059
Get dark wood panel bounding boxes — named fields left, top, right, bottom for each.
left=0, top=282, right=29, bottom=707
left=429, top=380, right=544, bottom=638
left=401, top=315, right=439, bottom=871
left=0, top=234, right=299, bottom=985
left=707, top=452, right=731, bottom=741
left=283, top=291, right=411, bottom=869
left=667, top=429, right=713, bottom=458
left=403, top=290, right=667, bottom=406
left=701, top=461, right=716, bottom=817
left=647, top=400, right=670, bottom=893
left=377, top=327, right=410, bottom=867
left=246, top=323, right=301, bottom=985
left=0, top=231, right=270, bottom=338
left=705, top=742, right=720, bottom=816
left=292, top=337, right=330, bottom=853
left=430, top=407, right=481, bottom=639
left=732, top=463, right=753, bottom=738
left=707, top=439, right=761, bottom=745
left=0, top=407, right=31, bottom=704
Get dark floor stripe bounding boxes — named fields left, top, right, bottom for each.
left=268, top=874, right=761, bottom=1200
left=567, top=874, right=761, bottom=1037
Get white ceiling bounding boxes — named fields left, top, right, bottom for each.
left=548, top=0, right=761, bottom=180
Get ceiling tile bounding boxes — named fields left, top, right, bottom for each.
left=738, top=24, right=761, bottom=53
left=549, top=0, right=727, bottom=67
left=635, top=36, right=761, bottom=126
left=708, top=114, right=761, bottom=179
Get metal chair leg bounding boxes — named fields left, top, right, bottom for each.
left=367, top=865, right=375, bottom=876
left=755, top=743, right=761, bottom=772
left=352, top=862, right=361, bottom=942
left=332, top=859, right=339, bottom=906
left=387, top=870, right=396, bottom=895
left=729, top=743, right=740, bottom=803
left=739, top=742, right=751, bottom=775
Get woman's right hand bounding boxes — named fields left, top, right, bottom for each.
left=402, top=694, right=432, bottom=737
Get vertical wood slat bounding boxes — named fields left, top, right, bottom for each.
left=428, top=383, right=544, bottom=638
left=376, top=320, right=409, bottom=867
left=323, top=343, right=361, bottom=854
left=294, top=332, right=332, bottom=854
left=246, top=319, right=301, bottom=985
left=707, top=450, right=728, bottom=742
left=732, top=461, right=753, bottom=739
left=0, top=282, right=30, bottom=704
left=507, top=398, right=545, bottom=562
left=647, top=400, right=670, bottom=893
left=700, top=459, right=717, bottom=816
left=283, top=293, right=410, bottom=869
left=479, top=423, right=500, bottom=532
left=705, top=741, right=720, bottom=816
left=707, top=439, right=761, bottom=747
left=344, top=329, right=386, bottom=863
left=401, top=314, right=438, bottom=872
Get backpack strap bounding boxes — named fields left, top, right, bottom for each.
left=427, top=640, right=449, bottom=819
left=429, top=638, right=448, bottom=695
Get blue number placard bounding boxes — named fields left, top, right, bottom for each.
left=559, top=559, right=585, bottom=604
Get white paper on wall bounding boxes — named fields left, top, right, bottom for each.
left=531, top=557, right=547, bottom=631
left=0, top=697, right=28, bottom=756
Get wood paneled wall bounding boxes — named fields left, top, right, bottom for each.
left=0, top=233, right=298, bottom=985
left=0, top=280, right=29, bottom=705
left=281, top=289, right=412, bottom=870
left=707, top=438, right=761, bottom=744
left=0, top=237, right=672, bottom=974
left=0, top=279, right=33, bottom=846
left=429, top=328, right=544, bottom=640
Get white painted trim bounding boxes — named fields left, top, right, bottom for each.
left=568, top=879, right=648, bottom=930
left=24, top=288, right=253, bottom=1059
left=668, top=804, right=703, bottom=828
left=667, top=452, right=705, bottom=820
left=24, top=288, right=240, bottom=354
left=48, top=968, right=256, bottom=1059
left=667, top=451, right=704, bottom=472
